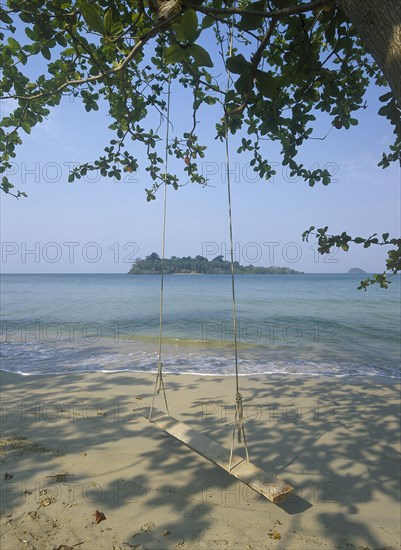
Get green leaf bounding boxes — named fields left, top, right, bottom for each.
left=0, top=10, right=13, bottom=24
left=235, top=71, right=252, bottom=94
left=379, top=92, right=393, bottom=103
left=172, top=23, right=187, bottom=43
left=226, top=54, right=250, bottom=75
left=104, top=9, right=113, bottom=35
left=189, top=44, right=213, bottom=68
left=324, top=17, right=337, bottom=44
left=7, top=37, right=20, bottom=52
left=202, top=15, right=215, bottom=30
left=42, top=47, right=51, bottom=60
left=181, top=9, right=198, bottom=42
left=255, top=71, right=281, bottom=99
left=77, top=0, right=104, bottom=34
left=21, top=122, right=31, bottom=134
left=111, top=21, right=124, bottom=35
left=164, top=43, right=187, bottom=64
left=239, top=1, right=265, bottom=31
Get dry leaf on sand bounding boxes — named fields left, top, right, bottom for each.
left=94, top=510, right=107, bottom=524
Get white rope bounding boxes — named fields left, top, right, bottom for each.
left=224, top=15, right=250, bottom=470
left=149, top=73, right=172, bottom=420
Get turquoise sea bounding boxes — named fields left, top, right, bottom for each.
left=0, top=273, right=400, bottom=379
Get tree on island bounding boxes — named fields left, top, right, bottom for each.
left=1, top=0, right=400, bottom=288
left=128, top=253, right=302, bottom=273
left=348, top=267, right=367, bottom=274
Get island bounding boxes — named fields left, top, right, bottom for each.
left=348, top=267, right=367, bottom=274
left=128, top=253, right=303, bottom=275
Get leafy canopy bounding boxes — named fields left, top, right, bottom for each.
left=1, top=0, right=400, bottom=286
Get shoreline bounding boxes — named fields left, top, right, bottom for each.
left=1, top=367, right=400, bottom=384
left=1, top=370, right=400, bottom=549
left=1, top=368, right=400, bottom=391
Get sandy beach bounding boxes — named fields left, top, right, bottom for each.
left=0, top=370, right=400, bottom=549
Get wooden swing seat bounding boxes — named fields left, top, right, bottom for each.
left=139, top=407, right=293, bottom=503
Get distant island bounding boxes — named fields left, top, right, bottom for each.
left=348, top=267, right=367, bottom=274
left=128, top=253, right=303, bottom=275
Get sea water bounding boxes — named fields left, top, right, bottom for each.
left=0, top=273, right=399, bottom=379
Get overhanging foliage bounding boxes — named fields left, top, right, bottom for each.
left=1, top=0, right=400, bottom=287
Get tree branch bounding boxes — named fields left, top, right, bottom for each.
left=227, top=19, right=277, bottom=118
left=0, top=13, right=181, bottom=103
left=185, top=0, right=331, bottom=20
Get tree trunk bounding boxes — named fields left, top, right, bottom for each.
left=336, top=0, right=401, bottom=106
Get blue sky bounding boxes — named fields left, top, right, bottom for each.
left=1, top=26, right=400, bottom=274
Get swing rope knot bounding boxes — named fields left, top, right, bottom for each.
left=156, top=361, right=163, bottom=394
left=236, top=392, right=244, bottom=443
